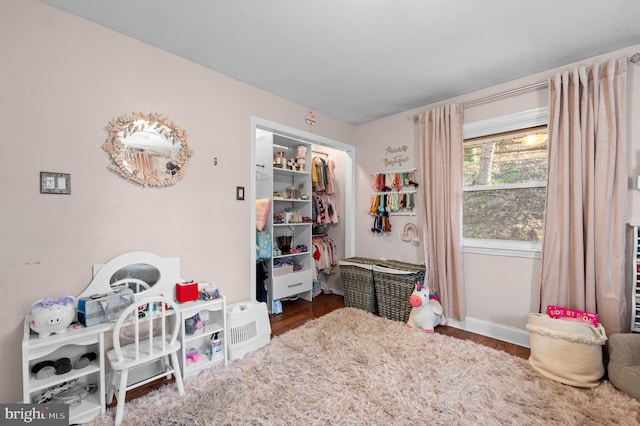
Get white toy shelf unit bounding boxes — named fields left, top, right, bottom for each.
left=21, top=251, right=227, bottom=424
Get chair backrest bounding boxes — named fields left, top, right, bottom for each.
left=112, top=296, right=180, bottom=363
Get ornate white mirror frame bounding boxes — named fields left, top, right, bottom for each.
left=103, top=112, right=193, bottom=187
left=78, top=251, right=182, bottom=301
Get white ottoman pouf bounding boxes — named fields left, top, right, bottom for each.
left=526, top=313, right=607, bottom=388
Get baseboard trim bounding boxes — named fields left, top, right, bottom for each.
left=445, top=316, right=531, bottom=348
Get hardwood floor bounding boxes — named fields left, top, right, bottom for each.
left=117, top=293, right=529, bottom=407
left=434, top=315, right=530, bottom=359
left=269, top=293, right=347, bottom=337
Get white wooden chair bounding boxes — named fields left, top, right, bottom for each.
left=106, top=296, right=185, bottom=425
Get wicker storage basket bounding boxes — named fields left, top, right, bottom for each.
left=338, top=259, right=376, bottom=313
left=373, top=263, right=426, bottom=322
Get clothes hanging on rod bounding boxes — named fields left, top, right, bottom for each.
left=313, top=194, right=339, bottom=227
left=312, top=156, right=325, bottom=192
left=312, top=153, right=339, bottom=233
left=325, top=158, right=336, bottom=194
left=312, top=156, right=337, bottom=194
left=312, top=236, right=337, bottom=274
left=310, top=149, right=341, bottom=295
left=312, top=236, right=337, bottom=296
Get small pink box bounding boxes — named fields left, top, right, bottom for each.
left=547, top=305, right=598, bottom=327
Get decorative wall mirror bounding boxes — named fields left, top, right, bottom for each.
left=78, top=251, right=182, bottom=302
left=103, top=112, right=193, bottom=187
left=109, top=263, right=160, bottom=294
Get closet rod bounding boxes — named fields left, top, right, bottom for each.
left=413, top=51, right=640, bottom=124
left=312, top=149, right=329, bottom=156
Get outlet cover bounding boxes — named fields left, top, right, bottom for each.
left=40, top=172, right=71, bottom=194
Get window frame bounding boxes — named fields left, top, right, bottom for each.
left=462, top=107, right=548, bottom=258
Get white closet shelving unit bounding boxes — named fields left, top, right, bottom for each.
left=256, top=133, right=313, bottom=313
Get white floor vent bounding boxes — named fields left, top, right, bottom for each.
left=227, top=301, right=271, bottom=361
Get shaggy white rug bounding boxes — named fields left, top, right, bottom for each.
left=88, top=308, right=640, bottom=425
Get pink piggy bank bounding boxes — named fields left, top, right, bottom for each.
left=28, top=296, right=76, bottom=338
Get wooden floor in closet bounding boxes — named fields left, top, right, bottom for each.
left=116, top=293, right=530, bottom=407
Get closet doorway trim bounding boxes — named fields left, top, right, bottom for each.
left=250, top=116, right=356, bottom=302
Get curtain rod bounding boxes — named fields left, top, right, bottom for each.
left=412, top=81, right=546, bottom=123
left=461, top=81, right=548, bottom=108
left=413, top=52, right=640, bottom=123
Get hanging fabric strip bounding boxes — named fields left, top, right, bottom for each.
left=394, top=174, right=402, bottom=191
left=369, top=194, right=379, bottom=214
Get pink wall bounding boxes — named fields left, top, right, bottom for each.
left=0, top=1, right=353, bottom=402
left=353, top=43, right=640, bottom=341
left=352, top=113, right=425, bottom=264
left=4, top=0, right=639, bottom=406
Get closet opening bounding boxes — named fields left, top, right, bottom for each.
left=250, top=117, right=355, bottom=312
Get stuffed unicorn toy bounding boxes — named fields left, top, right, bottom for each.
left=406, top=282, right=447, bottom=333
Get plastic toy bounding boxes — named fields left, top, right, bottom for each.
left=29, top=296, right=76, bottom=338
left=185, top=313, right=204, bottom=336
left=199, top=284, right=220, bottom=300
left=406, top=283, right=447, bottom=333
left=202, top=344, right=213, bottom=361
left=186, top=348, right=199, bottom=365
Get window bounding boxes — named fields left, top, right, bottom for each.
left=462, top=108, right=548, bottom=255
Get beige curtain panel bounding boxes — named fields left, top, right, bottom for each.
left=540, top=58, right=628, bottom=335
left=419, top=104, right=465, bottom=321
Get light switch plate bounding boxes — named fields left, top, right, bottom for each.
left=40, top=172, right=71, bottom=194
left=236, top=186, right=244, bottom=200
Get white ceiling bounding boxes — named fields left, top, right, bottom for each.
left=41, top=0, right=640, bottom=124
